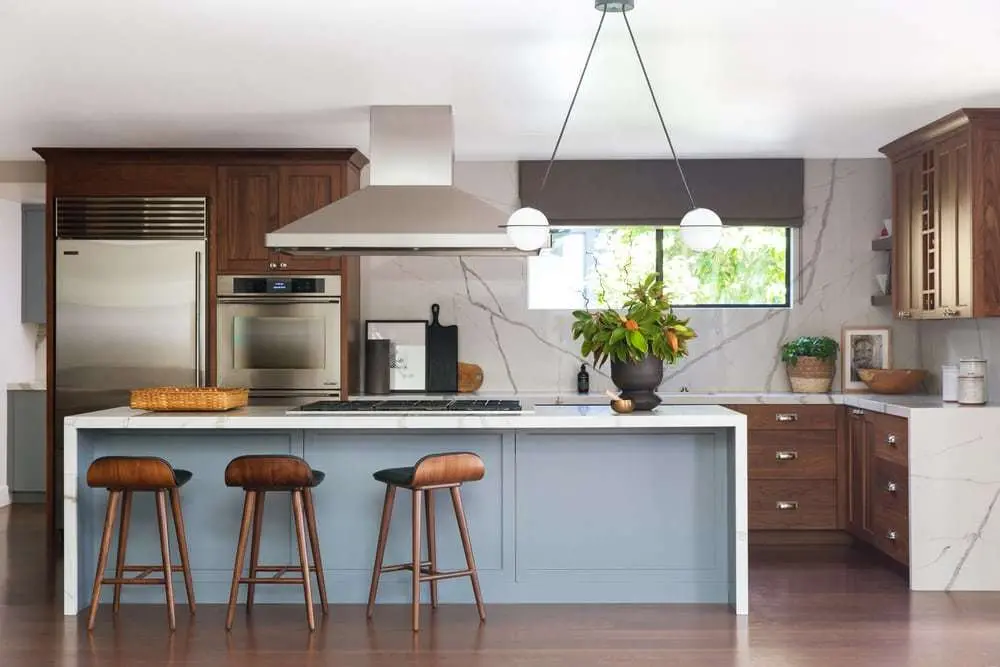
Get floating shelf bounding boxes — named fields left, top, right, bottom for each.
left=871, top=236, right=892, bottom=251
left=870, top=294, right=892, bottom=307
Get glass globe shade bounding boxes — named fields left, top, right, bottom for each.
left=506, top=207, right=550, bottom=252
left=679, top=207, right=723, bottom=251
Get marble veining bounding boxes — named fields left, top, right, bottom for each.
left=907, top=408, right=1000, bottom=591
left=361, top=159, right=919, bottom=396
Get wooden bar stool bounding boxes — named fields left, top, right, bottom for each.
left=85, top=456, right=196, bottom=631
left=366, top=452, right=486, bottom=632
left=224, top=454, right=328, bottom=632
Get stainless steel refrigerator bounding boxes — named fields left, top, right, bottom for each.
left=54, top=196, right=207, bottom=534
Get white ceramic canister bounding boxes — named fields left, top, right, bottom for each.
left=941, top=363, right=959, bottom=402
left=957, top=357, right=988, bottom=405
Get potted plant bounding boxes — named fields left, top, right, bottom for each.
left=780, top=336, right=839, bottom=393
left=571, top=273, right=696, bottom=410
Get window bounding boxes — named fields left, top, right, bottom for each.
left=527, top=226, right=791, bottom=310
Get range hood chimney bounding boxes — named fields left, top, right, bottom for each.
left=266, top=105, right=542, bottom=256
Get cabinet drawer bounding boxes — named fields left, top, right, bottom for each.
left=749, top=480, right=837, bottom=529
left=736, top=405, right=837, bottom=431
left=871, top=457, right=908, bottom=518
left=871, top=413, right=908, bottom=466
left=872, top=513, right=909, bottom=565
left=748, top=430, right=837, bottom=479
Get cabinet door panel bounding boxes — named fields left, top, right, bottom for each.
left=276, top=165, right=343, bottom=273
left=936, top=133, right=973, bottom=317
left=217, top=166, right=279, bottom=274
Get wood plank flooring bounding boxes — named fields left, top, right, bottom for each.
left=4, top=504, right=1000, bottom=666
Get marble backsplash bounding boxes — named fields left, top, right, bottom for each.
left=919, top=319, right=1000, bottom=396
left=360, top=159, right=920, bottom=395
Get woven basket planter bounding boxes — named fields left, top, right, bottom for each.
left=785, top=356, right=836, bottom=393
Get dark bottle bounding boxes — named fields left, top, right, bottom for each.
left=577, top=363, right=590, bottom=394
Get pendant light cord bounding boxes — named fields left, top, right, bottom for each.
left=540, top=7, right=608, bottom=192
left=622, top=9, right=698, bottom=210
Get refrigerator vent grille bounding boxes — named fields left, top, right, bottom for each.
left=56, top=197, right=208, bottom=239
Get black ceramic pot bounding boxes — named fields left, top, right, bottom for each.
left=610, top=355, right=664, bottom=411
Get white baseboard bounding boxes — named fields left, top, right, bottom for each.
left=0, top=485, right=10, bottom=508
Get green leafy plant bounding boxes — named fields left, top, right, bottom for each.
left=571, top=273, right=696, bottom=368
left=780, top=336, right=839, bottom=366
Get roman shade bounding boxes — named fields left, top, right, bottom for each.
left=518, top=158, right=804, bottom=227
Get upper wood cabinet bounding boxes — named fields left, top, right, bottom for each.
left=216, top=158, right=363, bottom=275
left=881, top=109, right=1000, bottom=320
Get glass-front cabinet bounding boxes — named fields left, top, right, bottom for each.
left=882, top=109, right=999, bottom=320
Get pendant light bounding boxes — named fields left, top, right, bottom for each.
left=505, top=0, right=722, bottom=252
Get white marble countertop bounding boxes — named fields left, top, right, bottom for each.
left=65, top=404, right=746, bottom=430
left=7, top=381, right=46, bottom=391
left=352, top=391, right=991, bottom=418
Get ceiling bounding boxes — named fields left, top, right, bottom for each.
left=2, top=0, right=999, bottom=161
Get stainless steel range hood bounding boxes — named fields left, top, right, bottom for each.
left=266, top=105, right=541, bottom=256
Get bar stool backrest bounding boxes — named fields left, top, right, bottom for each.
left=411, top=452, right=485, bottom=487
left=224, top=454, right=316, bottom=489
left=87, top=456, right=180, bottom=490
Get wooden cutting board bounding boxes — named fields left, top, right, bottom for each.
left=425, top=303, right=458, bottom=393
left=458, top=362, right=484, bottom=393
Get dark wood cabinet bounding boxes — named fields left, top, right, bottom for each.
left=881, top=108, right=1000, bottom=319
left=216, top=161, right=356, bottom=275
left=216, top=166, right=280, bottom=274
left=726, top=405, right=844, bottom=538
left=846, top=408, right=909, bottom=565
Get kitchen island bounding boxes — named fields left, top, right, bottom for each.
left=63, top=404, right=748, bottom=616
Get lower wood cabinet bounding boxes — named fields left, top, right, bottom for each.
left=846, top=408, right=909, bottom=564
left=727, top=405, right=842, bottom=535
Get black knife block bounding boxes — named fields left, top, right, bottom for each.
left=365, top=339, right=391, bottom=395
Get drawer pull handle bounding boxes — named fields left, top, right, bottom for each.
left=775, top=501, right=799, bottom=511
left=886, top=434, right=897, bottom=446
left=775, top=413, right=798, bottom=423
left=851, top=408, right=865, bottom=416
left=775, top=451, right=798, bottom=461
left=886, top=530, right=898, bottom=542
left=885, top=481, right=898, bottom=493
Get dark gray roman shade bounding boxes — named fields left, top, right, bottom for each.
left=518, top=158, right=804, bottom=227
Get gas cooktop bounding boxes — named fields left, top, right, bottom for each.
left=289, top=399, right=523, bottom=414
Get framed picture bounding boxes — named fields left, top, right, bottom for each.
left=366, top=320, right=428, bottom=392
left=841, top=326, right=892, bottom=392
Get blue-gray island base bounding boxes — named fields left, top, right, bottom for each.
left=63, top=405, right=748, bottom=615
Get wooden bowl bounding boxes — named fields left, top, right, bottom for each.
left=856, top=368, right=927, bottom=394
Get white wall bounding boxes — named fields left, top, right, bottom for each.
left=0, top=199, right=40, bottom=506
left=361, top=159, right=919, bottom=394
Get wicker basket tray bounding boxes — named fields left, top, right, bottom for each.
left=130, top=387, right=249, bottom=412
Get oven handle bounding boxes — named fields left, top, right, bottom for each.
left=218, top=298, right=341, bottom=305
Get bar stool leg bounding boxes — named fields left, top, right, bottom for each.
left=87, top=490, right=120, bottom=631
left=154, top=489, right=176, bottom=631
left=169, top=488, right=196, bottom=615
left=450, top=486, right=485, bottom=622
left=291, top=490, right=316, bottom=631
left=366, top=484, right=396, bottom=618
left=424, top=489, right=438, bottom=609
left=226, top=491, right=256, bottom=631
left=303, top=488, right=329, bottom=615
left=246, top=490, right=265, bottom=612
left=411, top=489, right=423, bottom=632
left=112, top=490, right=133, bottom=614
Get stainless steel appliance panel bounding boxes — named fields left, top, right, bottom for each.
left=56, top=238, right=207, bottom=408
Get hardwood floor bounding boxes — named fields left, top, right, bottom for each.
left=4, top=504, right=1000, bottom=666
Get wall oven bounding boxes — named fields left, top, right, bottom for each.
left=217, top=276, right=341, bottom=398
